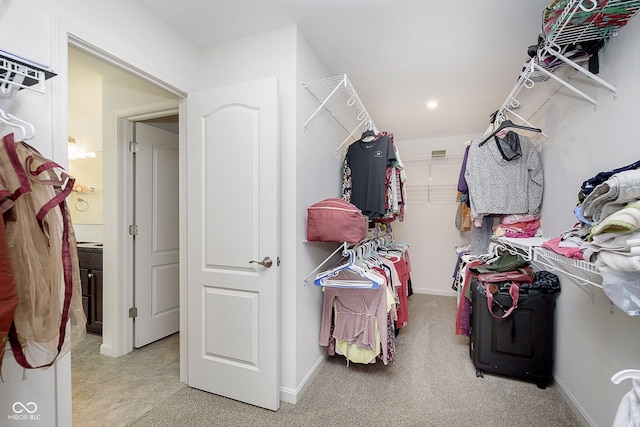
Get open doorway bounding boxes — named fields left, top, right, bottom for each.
left=68, top=45, right=183, bottom=424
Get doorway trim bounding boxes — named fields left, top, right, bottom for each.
left=51, top=15, right=190, bottom=422
left=111, top=100, right=181, bottom=359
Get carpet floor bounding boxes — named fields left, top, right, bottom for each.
left=71, top=294, right=581, bottom=427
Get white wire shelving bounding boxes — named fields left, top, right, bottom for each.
left=496, top=0, right=640, bottom=126
left=0, top=49, right=56, bottom=94
left=495, top=236, right=602, bottom=289
left=302, top=74, right=377, bottom=153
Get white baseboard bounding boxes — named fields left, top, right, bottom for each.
left=279, top=355, right=326, bottom=404
left=411, top=288, right=457, bottom=297
left=553, top=374, right=594, bottom=427
left=99, top=343, right=116, bottom=357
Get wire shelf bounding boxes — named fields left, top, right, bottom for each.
left=543, top=0, right=640, bottom=46
left=495, top=0, right=640, bottom=127
left=0, top=50, right=56, bottom=94
left=302, top=74, right=377, bottom=152
left=535, top=247, right=599, bottom=272
left=495, top=237, right=602, bottom=288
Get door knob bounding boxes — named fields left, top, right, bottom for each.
left=249, top=257, right=273, bottom=268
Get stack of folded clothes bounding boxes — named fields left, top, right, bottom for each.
left=493, top=213, right=541, bottom=238
left=576, top=167, right=640, bottom=273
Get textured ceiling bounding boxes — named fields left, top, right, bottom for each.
left=132, top=0, right=553, bottom=141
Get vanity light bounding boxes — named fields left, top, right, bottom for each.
left=68, top=135, right=97, bottom=159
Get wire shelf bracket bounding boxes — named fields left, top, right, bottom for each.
left=496, top=0, right=640, bottom=125
left=302, top=74, right=377, bottom=152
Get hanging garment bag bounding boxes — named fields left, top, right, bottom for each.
left=0, top=133, right=86, bottom=368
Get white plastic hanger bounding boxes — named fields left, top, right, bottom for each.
left=0, top=74, right=35, bottom=141
left=0, top=107, right=35, bottom=141
left=314, top=248, right=384, bottom=289
left=611, top=369, right=640, bottom=384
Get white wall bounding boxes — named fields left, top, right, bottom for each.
left=393, top=134, right=476, bottom=295
left=510, top=17, right=640, bottom=427
left=295, top=30, right=349, bottom=400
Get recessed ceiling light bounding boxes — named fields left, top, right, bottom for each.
left=426, top=100, right=438, bottom=110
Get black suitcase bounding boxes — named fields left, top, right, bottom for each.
left=469, top=280, right=557, bottom=389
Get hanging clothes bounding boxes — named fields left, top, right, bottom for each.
left=342, top=131, right=407, bottom=222
left=320, top=284, right=392, bottom=364
left=465, top=131, right=543, bottom=222
left=316, top=234, right=411, bottom=365
left=0, top=215, right=18, bottom=372
left=613, top=378, right=640, bottom=427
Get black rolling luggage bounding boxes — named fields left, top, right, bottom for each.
left=469, top=278, right=558, bottom=389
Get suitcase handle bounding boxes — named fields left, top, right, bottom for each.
left=485, top=282, right=519, bottom=318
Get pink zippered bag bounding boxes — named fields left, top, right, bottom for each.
left=307, top=198, right=366, bottom=243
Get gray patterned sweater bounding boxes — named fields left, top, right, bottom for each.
left=464, top=132, right=543, bottom=220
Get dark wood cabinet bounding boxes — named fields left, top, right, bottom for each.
left=78, top=247, right=103, bottom=335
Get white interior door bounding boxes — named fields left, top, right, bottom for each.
left=186, top=77, right=280, bottom=410
left=134, top=121, right=180, bottom=348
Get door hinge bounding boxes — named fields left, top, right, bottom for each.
left=129, top=307, right=138, bottom=318
left=128, top=224, right=138, bottom=236
left=129, top=141, right=138, bottom=153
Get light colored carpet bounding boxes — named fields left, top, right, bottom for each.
left=73, top=294, right=581, bottom=427
left=71, top=332, right=185, bottom=427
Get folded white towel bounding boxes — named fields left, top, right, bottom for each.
left=596, top=251, right=640, bottom=273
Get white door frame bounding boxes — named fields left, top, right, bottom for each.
left=113, top=101, right=182, bottom=357
left=51, top=18, right=190, bottom=406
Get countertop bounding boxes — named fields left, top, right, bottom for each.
left=77, top=242, right=103, bottom=254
